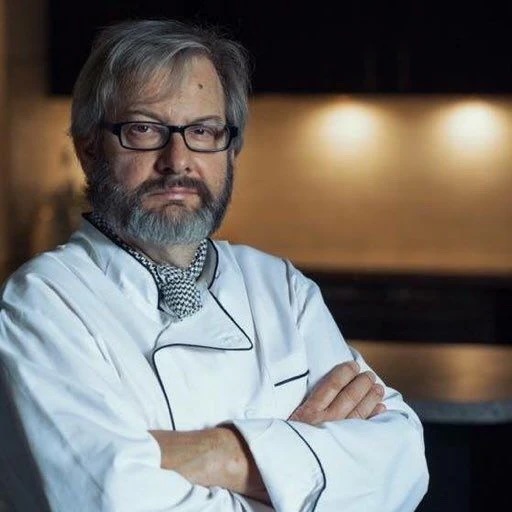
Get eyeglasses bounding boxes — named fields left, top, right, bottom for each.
left=102, top=121, right=239, bottom=153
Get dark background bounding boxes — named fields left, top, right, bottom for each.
left=49, top=1, right=512, bottom=95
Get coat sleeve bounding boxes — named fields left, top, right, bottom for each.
left=0, top=270, right=270, bottom=512
left=231, top=262, right=429, bottom=511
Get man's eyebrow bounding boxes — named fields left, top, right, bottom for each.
left=122, top=108, right=162, bottom=120
left=190, top=115, right=226, bottom=124
left=122, top=110, right=226, bottom=124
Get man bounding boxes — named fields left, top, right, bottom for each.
left=0, top=19, right=428, bottom=511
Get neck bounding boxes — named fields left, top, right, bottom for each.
left=126, top=238, right=201, bottom=268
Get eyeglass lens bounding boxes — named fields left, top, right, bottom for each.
left=120, top=122, right=230, bottom=151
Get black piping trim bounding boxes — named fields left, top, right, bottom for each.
left=208, top=289, right=254, bottom=345
left=284, top=422, right=326, bottom=511
left=274, top=370, right=310, bottom=387
left=84, top=213, right=166, bottom=306
left=206, top=239, right=219, bottom=289
left=151, top=349, right=177, bottom=430
left=84, top=213, right=212, bottom=313
left=152, top=289, right=253, bottom=427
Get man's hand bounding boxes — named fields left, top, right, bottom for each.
left=149, top=427, right=270, bottom=504
left=289, top=361, right=386, bottom=425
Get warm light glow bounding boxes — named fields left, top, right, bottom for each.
left=438, top=101, right=507, bottom=155
left=320, top=103, right=377, bottom=143
left=305, top=100, right=384, bottom=164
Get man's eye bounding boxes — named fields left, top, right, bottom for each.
left=129, top=123, right=153, bottom=134
left=189, top=125, right=216, bottom=137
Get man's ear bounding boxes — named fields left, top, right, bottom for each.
left=74, top=137, right=98, bottom=175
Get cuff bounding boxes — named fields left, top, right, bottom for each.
left=231, top=418, right=325, bottom=511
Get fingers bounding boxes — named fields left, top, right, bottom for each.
left=369, top=402, right=387, bottom=418
left=303, top=361, right=360, bottom=411
left=289, top=362, right=360, bottom=424
left=289, top=361, right=388, bottom=425
left=346, top=382, right=385, bottom=420
left=322, top=371, right=379, bottom=421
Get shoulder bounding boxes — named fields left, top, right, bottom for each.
left=215, top=240, right=283, bottom=265
left=4, top=248, right=69, bottom=287
left=213, top=239, right=291, bottom=275
left=212, top=240, right=316, bottom=291
left=1, top=238, right=91, bottom=306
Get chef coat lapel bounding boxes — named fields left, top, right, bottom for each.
left=207, top=243, right=256, bottom=341
left=154, top=244, right=256, bottom=350
left=155, top=290, right=253, bottom=350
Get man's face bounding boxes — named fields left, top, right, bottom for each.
left=82, top=56, right=234, bottom=247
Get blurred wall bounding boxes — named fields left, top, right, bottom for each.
left=2, top=1, right=512, bottom=276
left=0, top=0, right=8, bottom=278
left=3, top=0, right=81, bottom=278
left=226, top=95, right=512, bottom=273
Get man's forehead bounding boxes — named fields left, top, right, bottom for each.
left=110, top=57, right=224, bottom=116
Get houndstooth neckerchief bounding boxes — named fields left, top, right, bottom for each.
left=86, top=213, right=208, bottom=320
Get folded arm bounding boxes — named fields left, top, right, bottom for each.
left=149, top=266, right=428, bottom=512
left=150, top=360, right=387, bottom=508
left=0, top=273, right=266, bottom=512
left=229, top=266, right=429, bottom=511
left=0, top=260, right=428, bottom=512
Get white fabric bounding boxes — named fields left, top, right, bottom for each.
left=0, top=220, right=428, bottom=511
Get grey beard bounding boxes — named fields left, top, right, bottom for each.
left=85, top=159, right=233, bottom=246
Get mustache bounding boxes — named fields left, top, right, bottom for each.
left=133, top=175, right=212, bottom=202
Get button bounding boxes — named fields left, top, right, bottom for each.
left=245, top=408, right=257, bottom=418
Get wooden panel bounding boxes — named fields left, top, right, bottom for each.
left=351, top=340, right=512, bottom=402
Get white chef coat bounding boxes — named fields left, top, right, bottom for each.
left=0, top=219, right=428, bottom=511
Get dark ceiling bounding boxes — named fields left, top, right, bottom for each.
left=48, top=1, right=512, bottom=95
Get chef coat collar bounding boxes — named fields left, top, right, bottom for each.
left=72, top=218, right=217, bottom=319
left=72, top=219, right=255, bottom=348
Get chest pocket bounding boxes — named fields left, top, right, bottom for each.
left=269, top=351, right=309, bottom=419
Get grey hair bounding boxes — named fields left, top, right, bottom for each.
left=70, top=19, right=251, bottom=154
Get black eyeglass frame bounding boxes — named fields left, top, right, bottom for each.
left=102, top=121, right=239, bottom=153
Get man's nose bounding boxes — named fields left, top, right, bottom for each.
left=155, top=132, right=192, bottom=175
